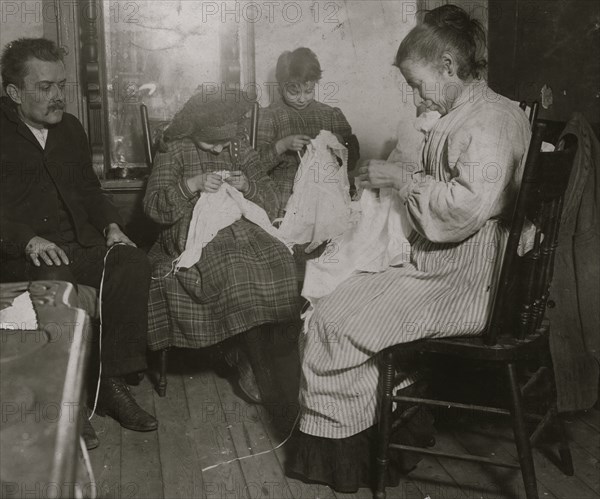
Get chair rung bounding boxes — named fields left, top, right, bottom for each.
left=393, top=395, right=511, bottom=416
left=388, top=443, right=521, bottom=469
left=393, top=395, right=544, bottom=421
left=521, top=366, right=549, bottom=397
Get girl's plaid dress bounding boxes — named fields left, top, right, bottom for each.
left=143, top=138, right=300, bottom=350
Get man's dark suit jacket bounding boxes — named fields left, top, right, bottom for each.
left=0, top=96, right=123, bottom=260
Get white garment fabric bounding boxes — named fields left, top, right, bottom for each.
left=277, top=130, right=352, bottom=248
left=302, top=188, right=412, bottom=304
left=174, top=171, right=292, bottom=271
left=299, top=114, right=443, bottom=306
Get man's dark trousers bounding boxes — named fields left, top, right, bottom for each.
left=0, top=243, right=151, bottom=377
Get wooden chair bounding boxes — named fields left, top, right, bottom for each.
left=520, top=100, right=540, bottom=125
left=374, top=117, right=579, bottom=499
left=152, top=101, right=260, bottom=397
left=140, top=104, right=172, bottom=170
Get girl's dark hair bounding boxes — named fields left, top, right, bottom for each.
left=275, top=47, right=323, bottom=84
left=1, top=38, right=64, bottom=91
left=394, top=4, right=487, bottom=80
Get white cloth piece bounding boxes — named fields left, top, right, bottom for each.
left=301, top=117, right=429, bottom=306
left=302, top=188, right=412, bottom=304
left=0, top=291, right=38, bottom=330
left=277, top=130, right=352, bottom=247
left=518, top=219, right=539, bottom=256
left=174, top=171, right=292, bottom=271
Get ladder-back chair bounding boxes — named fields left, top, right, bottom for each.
left=374, top=116, right=579, bottom=499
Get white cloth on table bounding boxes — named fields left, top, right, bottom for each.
left=0, top=291, right=38, bottom=330
left=277, top=130, right=352, bottom=250
left=174, top=171, right=292, bottom=271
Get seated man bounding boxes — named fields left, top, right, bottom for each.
left=0, top=38, right=158, bottom=449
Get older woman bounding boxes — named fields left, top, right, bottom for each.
left=288, top=4, right=532, bottom=492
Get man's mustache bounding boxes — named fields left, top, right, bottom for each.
left=48, top=101, right=65, bottom=112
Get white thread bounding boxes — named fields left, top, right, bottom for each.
left=88, top=243, right=128, bottom=419
left=201, top=410, right=300, bottom=472
left=151, top=259, right=177, bottom=280
left=78, top=435, right=97, bottom=498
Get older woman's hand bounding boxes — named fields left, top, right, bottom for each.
left=355, top=159, right=415, bottom=190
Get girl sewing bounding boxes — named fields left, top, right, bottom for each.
left=143, top=93, right=300, bottom=403
left=257, top=47, right=359, bottom=218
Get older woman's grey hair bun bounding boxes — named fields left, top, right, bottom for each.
left=395, top=4, right=487, bottom=80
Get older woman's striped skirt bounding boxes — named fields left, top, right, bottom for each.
left=299, top=219, right=507, bottom=439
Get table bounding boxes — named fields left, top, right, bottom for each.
left=1, top=281, right=91, bottom=498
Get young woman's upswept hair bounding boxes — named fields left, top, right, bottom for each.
left=394, top=4, right=487, bottom=80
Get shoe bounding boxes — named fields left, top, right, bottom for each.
left=96, top=377, right=158, bottom=432
left=124, top=372, right=144, bottom=386
left=81, top=415, right=99, bottom=450
left=224, top=347, right=262, bottom=404
left=237, top=351, right=262, bottom=404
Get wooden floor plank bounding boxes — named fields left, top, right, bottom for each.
left=399, top=455, right=471, bottom=499
left=256, top=402, right=339, bottom=499
left=119, top=378, right=164, bottom=499
left=183, top=355, right=247, bottom=499
left=449, top=418, right=559, bottom=499
left=253, top=335, right=340, bottom=499
left=565, top=417, right=600, bottom=460
left=86, top=353, right=600, bottom=499
left=577, top=408, right=600, bottom=433
left=212, top=370, right=295, bottom=499
left=564, top=440, right=600, bottom=495
left=153, top=371, right=203, bottom=498
left=430, top=431, right=515, bottom=499
left=88, top=406, right=122, bottom=499
left=465, top=418, right=596, bottom=499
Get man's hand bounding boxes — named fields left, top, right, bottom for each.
left=187, top=172, right=223, bottom=193
left=104, top=223, right=136, bottom=248
left=276, top=134, right=311, bottom=154
left=225, top=171, right=250, bottom=194
left=25, top=236, right=70, bottom=267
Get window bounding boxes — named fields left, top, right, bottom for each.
left=79, top=0, right=254, bottom=180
